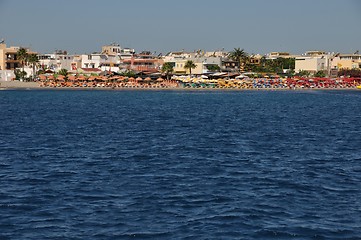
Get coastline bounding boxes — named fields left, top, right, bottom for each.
left=1, top=80, right=359, bottom=91
left=0, top=80, right=42, bottom=90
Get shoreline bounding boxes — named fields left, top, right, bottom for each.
left=1, top=80, right=360, bottom=91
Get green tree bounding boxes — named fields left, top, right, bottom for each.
left=184, top=60, right=196, bottom=76
left=249, top=57, right=295, bottom=74
left=161, top=62, right=174, bottom=80
left=122, top=70, right=136, bottom=78
left=228, top=48, right=248, bottom=70
left=206, top=65, right=221, bottom=72
left=338, top=69, right=361, bottom=77
left=14, top=69, right=27, bottom=80
left=27, top=53, right=39, bottom=80
left=314, top=70, right=326, bottom=77
left=260, top=56, right=267, bottom=66
left=58, top=68, right=68, bottom=76
left=37, top=69, right=45, bottom=75
left=297, top=70, right=311, bottom=77
left=282, top=58, right=295, bottom=70
left=16, top=47, right=28, bottom=79
left=286, top=69, right=295, bottom=76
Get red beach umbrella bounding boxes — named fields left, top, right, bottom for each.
left=39, top=75, right=47, bottom=81
left=68, top=75, right=76, bottom=81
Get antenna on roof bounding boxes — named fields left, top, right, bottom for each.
left=0, top=38, right=5, bottom=44
left=354, top=50, right=359, bottom=54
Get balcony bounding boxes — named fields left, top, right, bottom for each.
left=5, top=59, right=20, bottom=63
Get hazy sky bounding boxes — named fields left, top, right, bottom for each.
left=0, top=0, right=360, bottom=54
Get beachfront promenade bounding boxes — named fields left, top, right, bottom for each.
left=1, top=76, right=361, bottom=90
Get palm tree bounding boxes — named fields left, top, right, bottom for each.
left=27, top=53, right=39, bottom=80
left=16, top=47, right=28, bottom=79
left=260, top=56, right=267, bottom=67
left=228, top=48, right=248, bottom=70
left=58, top=68, right=68, bottom=76
left=184, top=60, right=196, bottom=76
left=161, top=62, right=174, bottom=80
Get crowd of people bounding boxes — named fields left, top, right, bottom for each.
left=37, top=74, right=361, bottom=90
left=38, top=75, right=179, bottom=89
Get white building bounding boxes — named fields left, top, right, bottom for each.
left=80, top=54, right=107, bottom=69
left=266, top=52, right=295, bottom=60
left=295, top=51, right=331, bottom=73
left=330, top=53, right=361, bottom=70
left=102, top=43, right=135, bottom=57
left=0, top=70, right=15, bottom=81
left=78, top=44, right=136, bottom=72
left=102, top=43, right=121, bottom=55
left=38, top=50, right=75, bottom=72
left=80, top=53, right=122, bottom=72
left=171, top=56, right=223, bottom=75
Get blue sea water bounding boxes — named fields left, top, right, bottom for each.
left=0, top=89, right=361, bottom=239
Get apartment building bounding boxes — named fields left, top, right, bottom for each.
left=121, top=53, right=161, bottom=73
left=331, top=53, right=361, bottom=70
left=295, top=51, right=330, bottom=73
left=0, top=42, right=36, bottom=70
left=171, top=57, right=223, bottom=75
left=38, top=50, right=75, bottom=72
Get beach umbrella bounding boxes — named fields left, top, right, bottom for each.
left=235, top=74, right=246, bottom=79
left=56, top=75, right=65, bottom=81
left=39, top=75, right=47, bottom=81
left=156, top=77, right=164, bottom=82
left=144, top=77, right=152, bottom=81
left=117, top=76, right=125, bottom=81
left=93, top=75, right=102, bottom=81
left=68, top=75, right=76, bottom=81
left=76, top=75, right=86, bottom=81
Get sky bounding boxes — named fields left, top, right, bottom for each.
left=0, top=0, right=360, bottom=55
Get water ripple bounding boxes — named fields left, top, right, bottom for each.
left=1, top=90, right=361, bottom=239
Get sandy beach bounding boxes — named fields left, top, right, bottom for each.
left=1, top=80, right=360, bottom=91
left=0, top=80, right=41, bottom=89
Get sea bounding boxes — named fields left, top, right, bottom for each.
left=1, top=89, right=361, bottom=239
